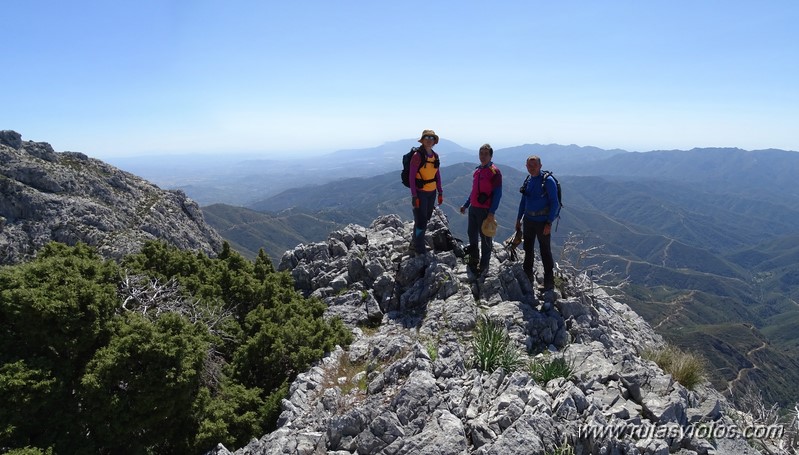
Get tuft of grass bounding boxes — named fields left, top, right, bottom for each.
left=425, top=340, right=439, bottom=362
left=546, top=443, right=575, bottom=455
left=529, top=355, right=574, bottom=384
left=335, top=286, right=350, bottom=296
left=358, top=323, right=380, bottom=336
left=642, top=344, right=706, bottom=390
left=471, top=316, right=524, bottom=373
left=327, top=354, right=370, bottom=395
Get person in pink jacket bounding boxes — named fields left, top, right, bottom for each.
left=460, top=144, right=503, bottom=274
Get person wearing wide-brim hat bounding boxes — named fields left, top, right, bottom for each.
left=408, top=129, right=443, bottom=254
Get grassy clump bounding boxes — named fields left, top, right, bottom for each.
left=425, top=340, right=439, bottom=362
left=546, top=443, right=575, bottom=455
left=529, top=355, right=574, bottom=384
left=642, top=343, right=706, bottom=390
left=471, top=316, right=523, bottom=373
left=330, top=355, right=370, bottom=395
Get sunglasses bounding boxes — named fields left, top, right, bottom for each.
left=423, top=135, right=437, bottom=140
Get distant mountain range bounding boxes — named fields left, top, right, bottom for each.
left=107, top=140, right=628, bottom=206
left=6, top=128, right=797, bottom=435
left=190, top=141, right=799, bottom=407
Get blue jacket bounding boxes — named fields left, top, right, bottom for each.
left=517, top=173, right=559, bottom=224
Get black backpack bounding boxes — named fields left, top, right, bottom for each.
left=541, top=170, right=562, bottom=208
left=521, top=171, right=563, bottom=208
left=401, top=147, right=440, bottom=188
left=401, top=147, right=420, bottom=188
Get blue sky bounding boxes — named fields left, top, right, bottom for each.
left=3, top=1, right=798, bottom=158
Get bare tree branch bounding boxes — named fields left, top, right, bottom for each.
left=117, top=270, right=238, bottom=392
left=557, top=233, right=629, bottom=298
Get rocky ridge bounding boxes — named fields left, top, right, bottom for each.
left=0, top=130, right=223, bottom=264
left=210, top=211, right=766, bottom=455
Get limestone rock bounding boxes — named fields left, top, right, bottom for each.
left=209, top=211, right=763, bottom=455
left=0, top=131, right=223, bottom=264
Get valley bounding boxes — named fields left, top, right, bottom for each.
left=118, top=140, right=799, bottom=407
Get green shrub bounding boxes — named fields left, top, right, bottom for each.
left=0, top=242, right=120, bottom=453
left=642, top=344, right=706, bottom=390
left=4, top=448, right=54, bottom=455
left=1, top=241, right=353, bottom=453
left=529, top=355, right=574, bottom=384
left=192, top=381, right=269, bottom=451
left=471, top=316, right=523, bottom=373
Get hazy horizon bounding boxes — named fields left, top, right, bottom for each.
left=101, top=138, right=797, bottom=163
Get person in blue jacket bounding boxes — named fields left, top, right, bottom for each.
left=515, top=155, right=560, bottom=304
left=460, top=144, right=502, bottom=274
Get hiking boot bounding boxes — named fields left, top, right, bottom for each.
left=541, top=288, right=555, bottom=309
left=524, top=270, right=534, bottom=284
left=411, top=248, right=428, bottom=257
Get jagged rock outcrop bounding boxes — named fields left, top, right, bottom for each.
left=0, top=130, right=223, bottom=264
left=210, top=212, right=764, bottom=455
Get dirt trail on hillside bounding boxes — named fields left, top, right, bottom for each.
left=727, top=325, right=767, bottom=392
left=661, top=238, right=675, bottom=267
left=653, top=291, right=695, bottom=330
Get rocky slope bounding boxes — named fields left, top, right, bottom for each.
left=209, top=211, right=772, bottom=455
left=0, top=130, right=223, bottom=264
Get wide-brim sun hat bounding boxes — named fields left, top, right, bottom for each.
left=418, top=129, right=439, bottom=144
left=481, top=217, right=497, bottom=237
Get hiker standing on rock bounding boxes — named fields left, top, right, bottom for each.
left=409, top=129, right=443, bottom=254
left=460, top=143, right=502, bottom=274
left=516, top=155, right=560, bottom=305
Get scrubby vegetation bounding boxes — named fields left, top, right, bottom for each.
left=529, top=355, right=575, bottom=384
left=470, top=316, right=576, bottom=386
left=0, top=241, right=352, bottom=454
left=471, top=316, right=523, bottom=373
left=545, top=442, right=575, bottom=455
left=642, top=343, right=706, bottom=390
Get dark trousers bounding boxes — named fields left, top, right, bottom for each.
left=522, top=219, right=554, bottom=289
left=412, top=190, right=436, bottom=252
left=467, top=206, right=493, bottom=270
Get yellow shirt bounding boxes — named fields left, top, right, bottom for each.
left=417, top=154, right=438, bottom=192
